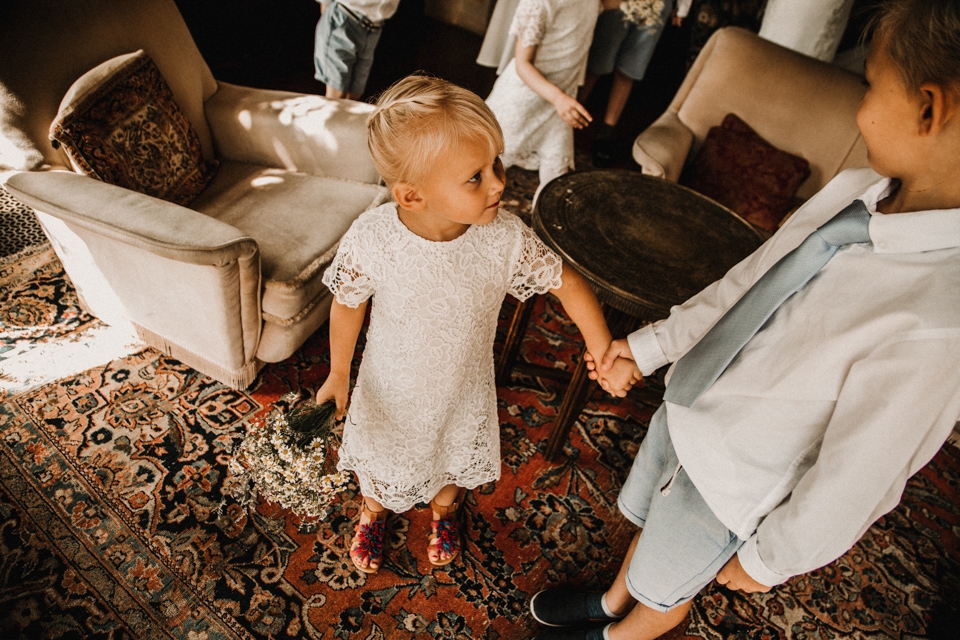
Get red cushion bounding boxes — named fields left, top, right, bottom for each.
left=682, top=113, right=810, bottom=232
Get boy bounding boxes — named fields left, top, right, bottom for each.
left=313, top=0, right=401, bottom=100
left=531, top=1, right=960, bottom=638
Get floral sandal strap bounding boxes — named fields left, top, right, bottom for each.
left=428, top=497, right=460, bottom=566
left=351, top=500, right=386, bottom=573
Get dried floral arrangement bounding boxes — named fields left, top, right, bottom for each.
left=620, top=0, right=666, bottom=29
left=221, top=394, right=351, bottom=522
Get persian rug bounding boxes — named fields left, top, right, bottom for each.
left=0, top=243, right=141, bottom=400
left=2, top=169, right=959, bottom=639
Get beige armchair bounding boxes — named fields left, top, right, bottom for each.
left=632, top=27, right=869, bottom=202
left=0, top=0, right=388, bottom=388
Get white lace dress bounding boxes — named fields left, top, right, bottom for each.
left=322, top=203, right=564, bottom=511
left=485, top=0, right=601, bottom=183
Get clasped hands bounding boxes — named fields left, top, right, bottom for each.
left=587, top=339, right=643, bottom=397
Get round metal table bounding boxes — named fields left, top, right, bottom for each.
left=496, top=169, right=765, bottom=460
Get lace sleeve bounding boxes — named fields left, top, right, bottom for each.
left=508, top=220, right=564, bottom=301
left=321, top=224, right=374, bottom=308
left=509, top=0, right=551, bottom=48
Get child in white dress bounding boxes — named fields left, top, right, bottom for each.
left=485, top=0, right=606, bottom=201
left=316, top=74, right=640, bottom=573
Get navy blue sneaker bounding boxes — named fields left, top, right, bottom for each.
left=529, top=588, right=621, bottom=627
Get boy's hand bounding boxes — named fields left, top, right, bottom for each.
left=315, top=371, right=351, bottom=420
left=716, top=555, right=772, bottom=593
left=553, top=92, right=592, bottom=129
left=595, top=356, right=643, bottom=397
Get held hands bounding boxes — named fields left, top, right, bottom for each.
left=584, top=340, right=643, bottom=397
left=553, top=92, right=592, bottom=129
left=716, top=554, right=772, bottom=593
left=315, top=371, right=350, bottom=420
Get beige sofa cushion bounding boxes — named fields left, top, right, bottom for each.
left=191, top=160, right=389, bottom=322
left=50, top=51, right=218, bottom=206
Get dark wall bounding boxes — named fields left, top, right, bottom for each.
left=173, top=0, right=430, bottom=97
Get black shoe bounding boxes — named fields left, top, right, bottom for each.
left=592, top=138, right=616, bottom=168
left=530, top=588, right=619, bottom=627
left=533, top=626, right=607, bottom=640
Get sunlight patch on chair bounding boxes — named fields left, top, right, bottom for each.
left=237, top=109, right=253, bottom=130
left=250, top=174, right=285, bottom=188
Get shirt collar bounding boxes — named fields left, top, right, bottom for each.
left=861, top=178, right=960, bottom=254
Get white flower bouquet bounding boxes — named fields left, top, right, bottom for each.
left=620, top=0, right=666, bottom=29
left=222, top=394, right=351, bottom=521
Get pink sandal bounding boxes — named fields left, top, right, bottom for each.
left=350, top=499, right=386, bottom=574
left=427, top=496, right=461, bottom=567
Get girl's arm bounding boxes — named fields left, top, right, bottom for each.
left=513, top=39, right=592, bottom=129
left=551, top=263, right=643, bottom=395
left=550, top=263, right=610, bottom=358
left=315, top=298, right=368, bottom=419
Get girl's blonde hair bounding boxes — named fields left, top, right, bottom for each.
left=367, top=74, right=504, bottom=187
left=867, top=0, right=960, bottom=96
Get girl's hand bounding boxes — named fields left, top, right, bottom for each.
left=553, top=93, right=592, bottom=129
left=596, top=356, right=643, bottom=397
left=315, top=371, right=351, bottom=420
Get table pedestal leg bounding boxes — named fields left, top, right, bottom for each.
left=542, top=306, right=639, bottom=461
left=496, top=296, right=535, bottom=387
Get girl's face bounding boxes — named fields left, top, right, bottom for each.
left=856, top=35, right=923, bottom=179
left=405, top=135, right=506, bottom=240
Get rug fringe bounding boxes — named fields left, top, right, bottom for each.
left=948, top=422, right=960, bottom=450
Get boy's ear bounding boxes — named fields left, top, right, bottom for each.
left=392, top=182, right=425, bottom=210
left=918, top=82, right=954, bottom=135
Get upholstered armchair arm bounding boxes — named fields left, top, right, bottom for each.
left=631, top=111, right=695, bottom=183
left=2, top=170, right=263, bottom=383
left=204, top=82, right=382, bottom=185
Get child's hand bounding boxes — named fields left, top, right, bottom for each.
left=553, top=93, right=592, bottom=129
left=595, top=356, right=643, bottom=397
left=315, top=371, right=350, bottom=420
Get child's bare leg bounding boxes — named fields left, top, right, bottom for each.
left=350, top=494, right=387, bottom=572
left=604, top=529, right=693, bottom=639
left=607, top=600, right=692, bottom=640
left=428, top=484, right=461, bottom=565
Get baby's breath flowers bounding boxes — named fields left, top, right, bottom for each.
left=222, top=394, right=350, bottom=521
left=620, top=0, right=666, bottom=30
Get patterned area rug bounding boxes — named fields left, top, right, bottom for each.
left=0, top=243, right=141, bottom=399
left=2, top=169, right=959, bottom=639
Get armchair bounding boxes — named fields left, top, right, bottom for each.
left=0, top=0, right=388, bottom=388
left=632, top=27, right=869, bottom=202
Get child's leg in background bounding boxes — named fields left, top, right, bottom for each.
left=314, top=2, right=382, bottom=100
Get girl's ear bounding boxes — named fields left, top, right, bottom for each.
left=393, top=182, right=425, bottom=210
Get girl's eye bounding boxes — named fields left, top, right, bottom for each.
left=468, top=172, right=481, bottom=184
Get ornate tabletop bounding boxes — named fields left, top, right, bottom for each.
left=500, top=169, right=764, bottom=460
left=533, top=169, right=764, bottom=321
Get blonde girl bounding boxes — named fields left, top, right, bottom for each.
left=315, top=74, right=639, bottom=573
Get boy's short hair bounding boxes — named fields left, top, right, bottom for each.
left=869, top=0, right=960, bottom=96
left=367, top=74, right=504, bottom=187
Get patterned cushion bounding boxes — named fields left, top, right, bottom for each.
left=49, top=50, right=217, bottom=206
left=682, top=113, right=810, bottom=232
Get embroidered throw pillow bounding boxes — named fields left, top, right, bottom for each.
left=682, top=113, right=810, bottom=232
left=49, top=50, right=217, bottom=206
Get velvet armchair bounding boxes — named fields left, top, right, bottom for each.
left=0, top=0, right=388, bottom=388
